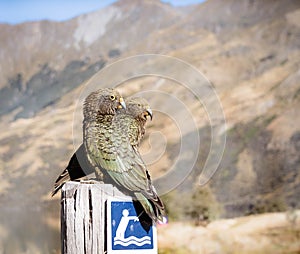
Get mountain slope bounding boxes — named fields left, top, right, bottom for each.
left=0, top=0, right=300, bottom=253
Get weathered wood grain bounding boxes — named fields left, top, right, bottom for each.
left=61, top=181, right=125, bottom=254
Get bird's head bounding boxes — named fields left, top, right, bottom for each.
left=84, top=88, right=126, bottom=118
left=126, top=97, right=153, bottom=121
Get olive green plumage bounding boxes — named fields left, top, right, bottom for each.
left=84, top=96, right=166, bottom=223
left=52, top=90, right=166, bottom=223
left=83, top=88, right=126, bottom=180
left=51, top=88, right=125, bottom=196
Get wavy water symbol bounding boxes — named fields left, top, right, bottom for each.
left=114, top=235, right=151, bottom=247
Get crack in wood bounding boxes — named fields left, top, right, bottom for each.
left=61, top=182, right=126, bottom=253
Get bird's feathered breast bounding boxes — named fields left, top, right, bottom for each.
left=84, top=114, right=116, bottom=160
left=84, top=110, right=150, bottom=191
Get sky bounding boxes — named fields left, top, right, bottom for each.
left=0, top=0, right=205, bottom=24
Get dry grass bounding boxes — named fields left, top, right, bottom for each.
left=158, top=211, right=300, bottom=254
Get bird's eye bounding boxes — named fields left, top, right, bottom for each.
left=137, top=104, right=141, bottom=107
left=110, top=95, right=116, bottom=100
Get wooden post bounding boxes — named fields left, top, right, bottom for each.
left=61, top=181, right=158, bottom=254
left=61, top=181, right=126, bottom=254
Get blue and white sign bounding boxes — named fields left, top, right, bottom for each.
left=107, top=198, right=157, bottom=253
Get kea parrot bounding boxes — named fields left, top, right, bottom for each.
left=52, top=92, right=166, bottom=224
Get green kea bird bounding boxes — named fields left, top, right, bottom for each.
left=51, top=87, right=125, bottom=195
left=52, top=94, right=166, bottom=223
left=84, top=96, right=166, bottom=223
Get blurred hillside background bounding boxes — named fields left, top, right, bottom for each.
left=0, top=0, right=300, bottom=253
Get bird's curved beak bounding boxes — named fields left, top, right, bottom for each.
left=118, top=97, right=126, bottom=109
left=146, top=108, right=153, bottom=120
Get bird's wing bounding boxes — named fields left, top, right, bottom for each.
left=104, top=133, right=150, bottom=192
left=84, top=114, right=166, bottom=222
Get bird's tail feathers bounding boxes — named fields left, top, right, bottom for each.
left=134, top=191, right=167, bottom=224
left=51, top=168, right=70, bottom=196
